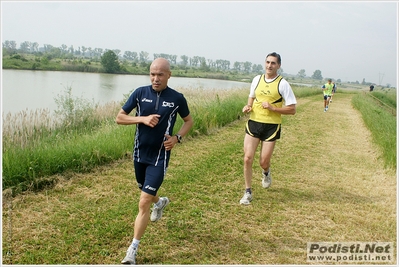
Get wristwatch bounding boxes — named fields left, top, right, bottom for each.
left=175, top=134, right=182, bottom=143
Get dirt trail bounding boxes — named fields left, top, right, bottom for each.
left=2, top=92, right=396, bottom=264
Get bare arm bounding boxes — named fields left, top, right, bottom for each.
left=242, top=97, right=255, bottom=113
left=163, top=114, right=194, bottom=150
left=262, top=103, right=296, bottom=115
left=115, top=108, right=160, bottom=128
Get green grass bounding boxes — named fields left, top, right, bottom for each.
left=352, top=92, right=396, bottom=168
left=2, top=92, right=396, bottom=264
left=371, top=89, right=397, bottom=108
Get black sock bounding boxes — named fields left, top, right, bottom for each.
left=245, top=188, right=252, bottom=194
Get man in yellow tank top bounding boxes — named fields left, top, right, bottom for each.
left=240, top=52, right=297, bottom=205
left=322, top=79, right=334, bottom=112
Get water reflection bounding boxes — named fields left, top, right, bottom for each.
left=2, top=69, right=249, bottom=114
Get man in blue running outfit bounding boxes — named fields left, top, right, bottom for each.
left=116, top=58, right=193, bottom=264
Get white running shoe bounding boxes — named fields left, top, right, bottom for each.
left=240, top=192, right=253, bottom=205
left=262, top=169, right=272, bottom=189
left=121, top=246, right=137, bottom=265
left=150, top=197, right=170, bottom=222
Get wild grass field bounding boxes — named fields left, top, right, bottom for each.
left=2, top=85, right=397, bottom=264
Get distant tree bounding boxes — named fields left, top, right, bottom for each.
left=43, top=44, right=53, bottom=53
left=101, top=50, right=120, bottom=73
left=297, top=69, right=306, bottom=78
left=361, top=78, right=366, bottom=85
left=311, top=70, right=323, bottom=80
left=169, top=55, right=177, bottom=64
left=191, top=56, right=200, bottom=67
left=337, top=79, right=341, bottom=83
left=243, top=61, right=252, bottom=73
left=278, top=68, right=284, bottom=75
left=87, top=47, right=92, bottom=57
left=139, top=51, right=149, bottom=62
left=93, top=48, right=103, bottom=58
left=20, top=41, right=31, bottom=52
left=112, top=49, right=121, bottom=57
left=207, top=59, right=214, bottom=68
left=233, top=61, right=241, bottom=71
left=223, top=60, right=230, bottom=70
left=200, top=59, right=210, bottom=71
left=81, top=46, right=87, bottom=56
left=124, top=51, right=138, bottom=61
left=180, top=55, right=188, bottom=66
left=215, top=59, right=223, bottom=70
left=68, top=45, right=74, bottom=55
left=60, top=44, right=68, bottom=54
left=31, top=42, right=39, bottom=53
left=252, top=64, right=263, bottom=73
left=2, top=40, right=17, bottom=51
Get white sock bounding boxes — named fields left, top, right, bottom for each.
left=131, top=238, right=140, bottom=249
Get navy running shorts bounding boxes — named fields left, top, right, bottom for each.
left=134, top=161, right=166, bottom=196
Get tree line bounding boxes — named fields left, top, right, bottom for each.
left=2, top=40, right=265, bottom=74
left=6, top=40, right=374, bottom=85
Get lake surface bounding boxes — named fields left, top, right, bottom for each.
left=1, top=69, right=250, bottom=114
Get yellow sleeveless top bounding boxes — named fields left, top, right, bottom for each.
left=249, top=75, right=283, bottom=124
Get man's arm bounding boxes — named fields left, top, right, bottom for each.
left=116, top=108, right=160, bottom=128
left=176, top=114, right=194, bottom=138
left=262, top=103, right=296, bottom=115
left=163, top=114, right=194, bottom=150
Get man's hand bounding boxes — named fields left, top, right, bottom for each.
left=143, top=114, right=160, bottom=128
left=163, top=134, right=178, bottom=151
left=242, top=105, right=252, bottom=113
left=262, top=101, right=275, bottom=111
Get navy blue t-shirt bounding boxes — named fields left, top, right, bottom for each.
left=122, top=85, right=190, bottom=166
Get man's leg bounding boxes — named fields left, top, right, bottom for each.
left=122, top=191, right=157, bottom=264
left=240, top=134, right=260, bottom=204
left=134, top=191, right=157, bottom=240
left=243, top=134, right=260, bottom=189
left=259, top=140, right=276, bottom=173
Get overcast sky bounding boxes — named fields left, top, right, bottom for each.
left=1, top=1, right=397, bottom=86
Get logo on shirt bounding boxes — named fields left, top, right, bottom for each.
left=142, top=98, right=153, bottom=103
left=261, top=90, right=272, bottom=95
left=162, top=101, right=175, bottom=108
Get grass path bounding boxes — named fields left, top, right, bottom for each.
left=2, top=93, right=396, bottom=264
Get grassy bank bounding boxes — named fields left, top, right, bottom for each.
left=2, top=86, right=253, bottom=193
left=352, top=91, right=397, bottom=168
left=3, top=85, right=395, bottom=194
left=2, top=92, right=396, bottom=264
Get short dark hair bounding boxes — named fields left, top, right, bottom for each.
left=266, top=52, right=281, bottom=64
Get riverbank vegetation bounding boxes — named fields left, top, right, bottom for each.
left=2, top=84, right=396, bottom=195
left=2, top=86, right=323, bottom=194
